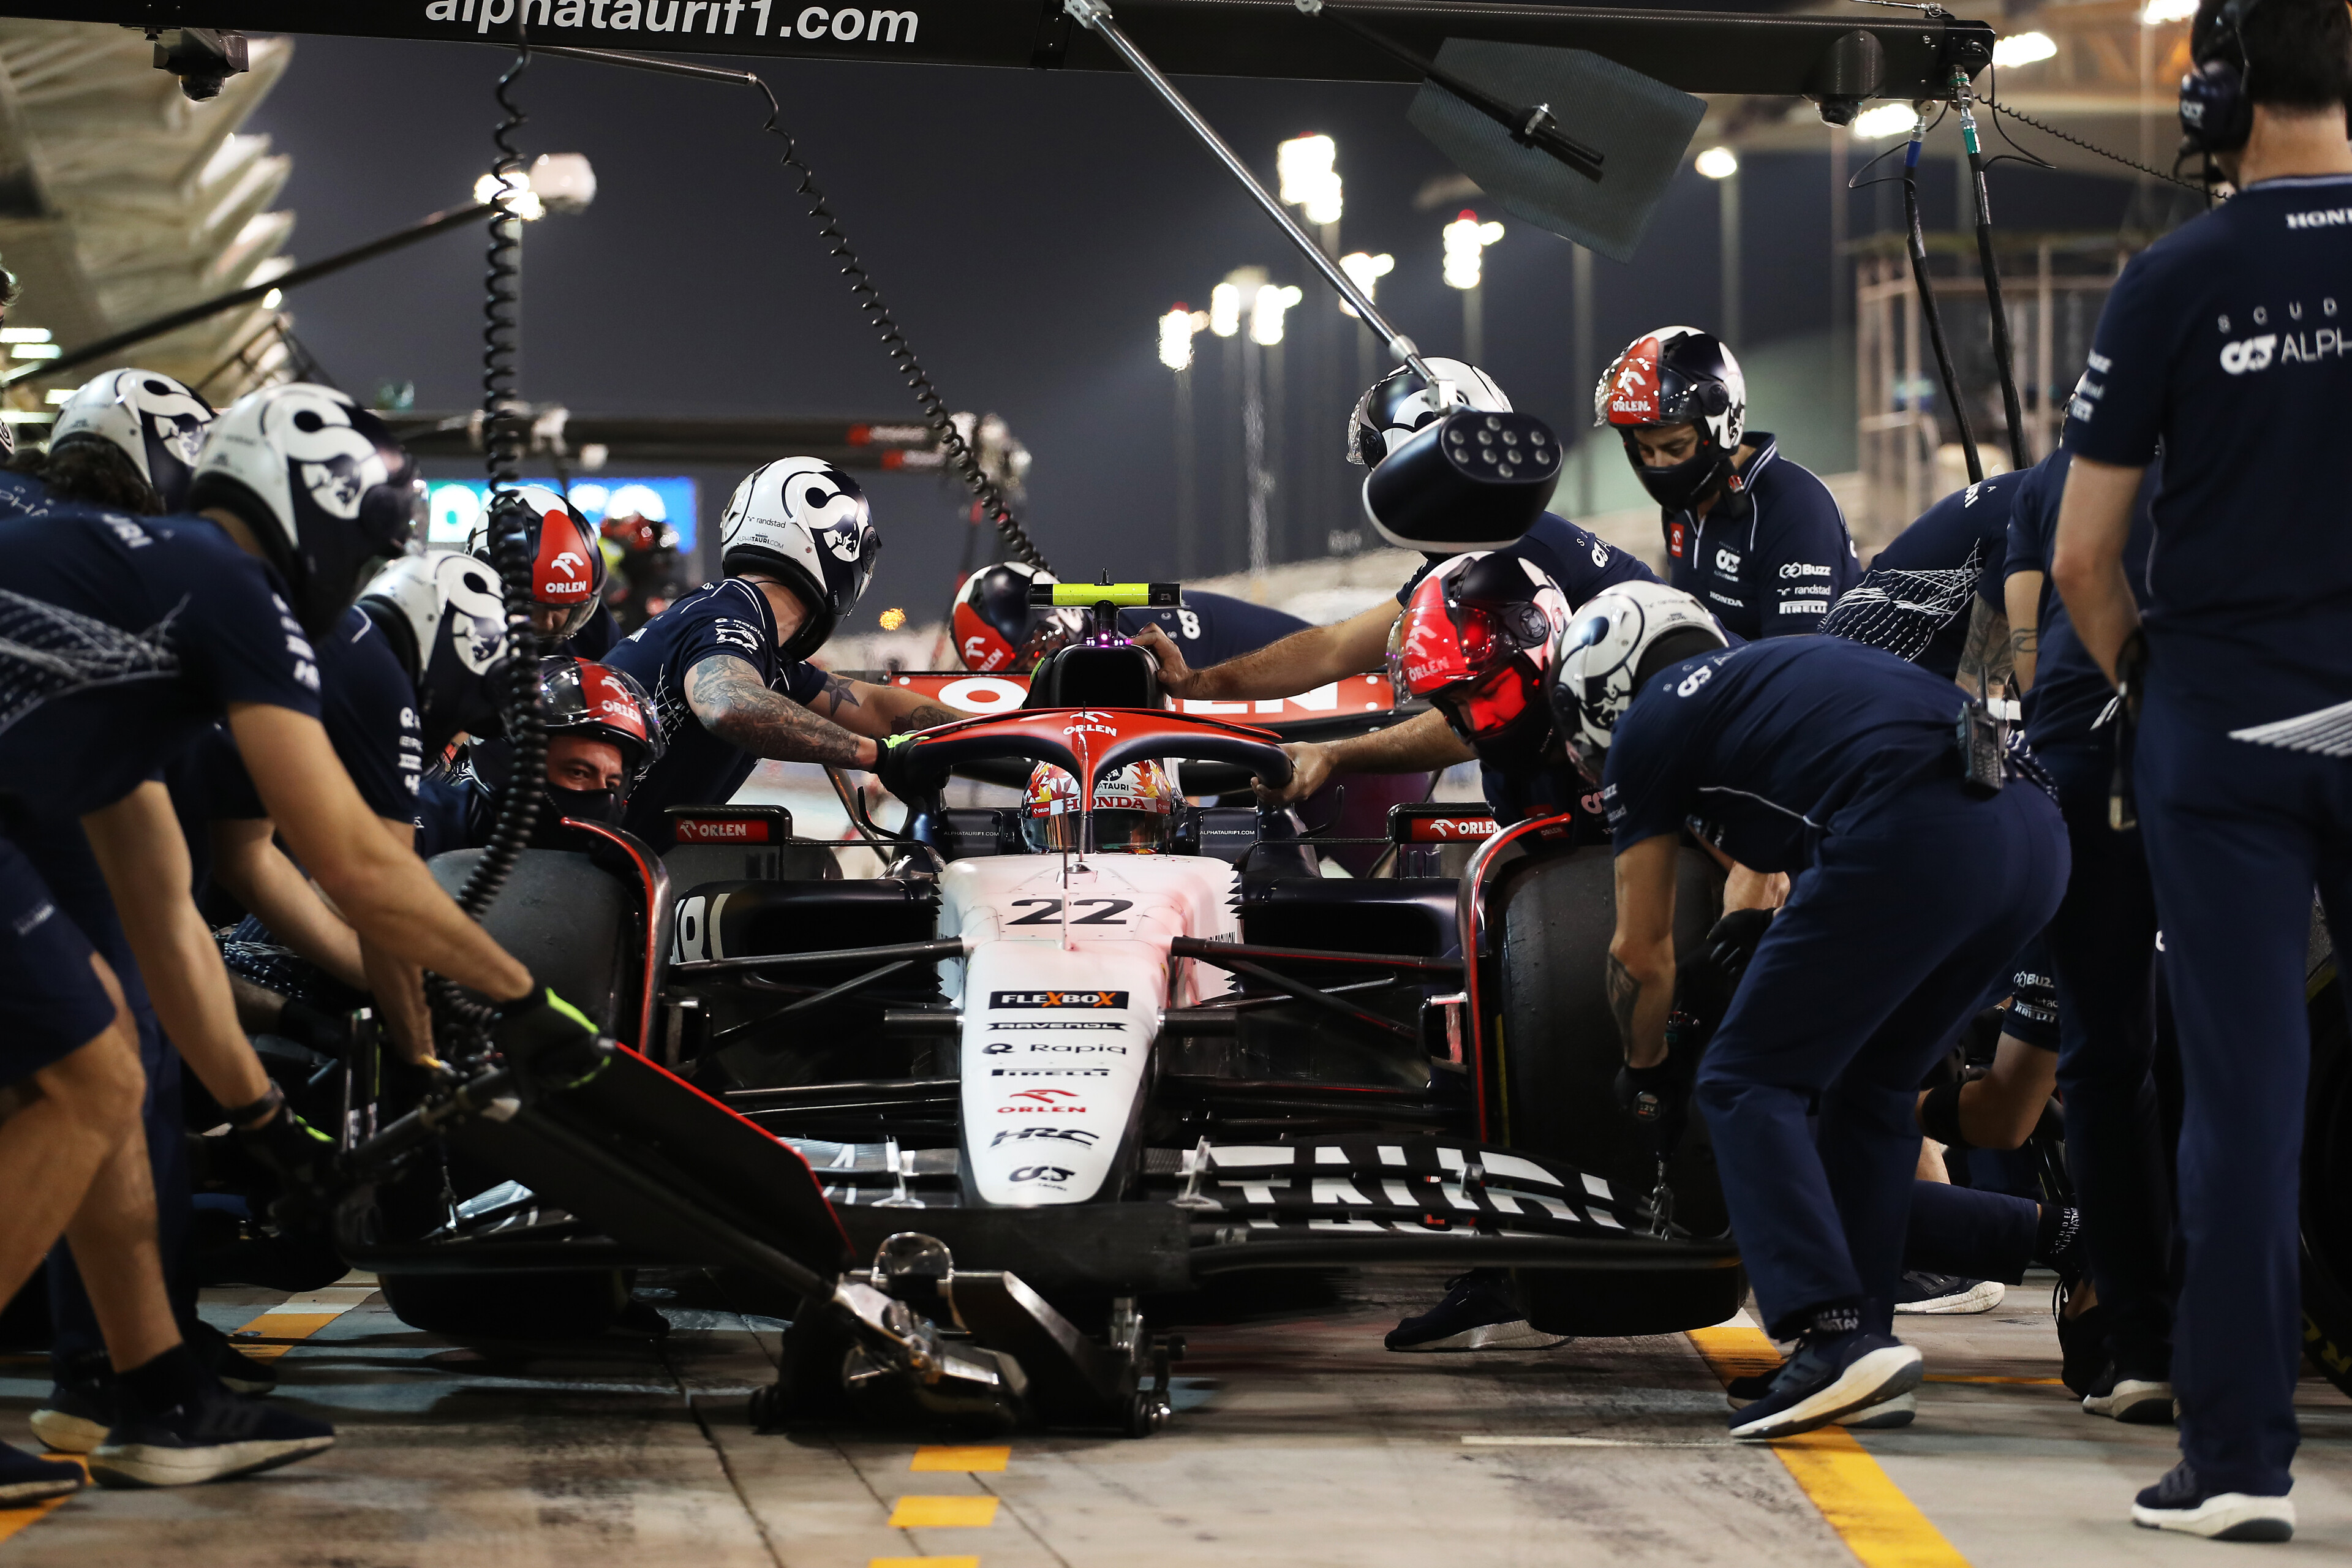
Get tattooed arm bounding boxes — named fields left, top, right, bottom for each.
left=685, top=654, right=877, bottom=768
left=1954, top=597, right=2014, bottom=697
left=2003, top=568, right=2043, bottom=693
left=799, top=672, right=964, bottom=737
left=1607, top=835, right=1681, bottom=1068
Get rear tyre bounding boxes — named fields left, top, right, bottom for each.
left=1493, top=843, right=1747, bottom=1336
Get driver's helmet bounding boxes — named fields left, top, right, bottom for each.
left=1023, top=759, right=1178, bottom=853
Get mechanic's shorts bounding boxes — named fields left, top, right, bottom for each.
left=2002, top=930, right=2059, bottom=1052
left=0, top=834, right=118, bottom=1086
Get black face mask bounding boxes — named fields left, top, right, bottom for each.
left=529, top=784, right=619, bottom=848
left=1632, top=445, right=1732, bottom=511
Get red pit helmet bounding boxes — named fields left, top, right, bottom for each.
left=952, top=560, right=1082, bottom=674
left=1390, top=552, right=1570, bottom=744
left=472, top=484, right=606, bottom=641
left=1023, top=759, right=1177, bottom=854
left=540, top=654, right=664, bottom=790
left=1595, top=326, right=1747, bottom=511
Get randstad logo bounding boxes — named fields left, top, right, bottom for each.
left=2220, top=334, right=2278, bottom=375
left=427, top=0, right=922, bottom=44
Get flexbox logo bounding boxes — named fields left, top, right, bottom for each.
left=2221, top=334, right=2278, bottom=375
left=989, top=990, right=1128, bottom=1009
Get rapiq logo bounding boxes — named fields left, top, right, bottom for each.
left=989, top=990, right=1128, bottom=1009
left=426, top=0, right=922, bottom=43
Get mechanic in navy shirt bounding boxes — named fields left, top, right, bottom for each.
left=2049, top=0, right=2352, bottom=1528
left=1572, top=601, right=2064, bottom=1439
left=1595, top=326, right=1858, bottom=641
left=0, top=385, right=575, bottom=1490
left=604, top=457, right=957, bottom=850
left=1830, top=467, right=2027, bottom=687
left=1997, top=448, right=2176, bottom=1415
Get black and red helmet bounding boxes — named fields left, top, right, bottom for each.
left=951, top=560, right=1081, bottom=674
left=1390, top=552, right=1570, bottom=745
left=540, top=654, right=663, bottom=790
left=472, top=484, right=606, bottom=641
left=1596, top=326, right=1748, bottom=511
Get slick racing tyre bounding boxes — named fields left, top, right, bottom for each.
left=2301, top=945, right=2352, bottom=1398
left=1492, top=842, right=1747, bottom=1335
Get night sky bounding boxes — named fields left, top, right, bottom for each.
left=240, top=31, right=2143, bottom=625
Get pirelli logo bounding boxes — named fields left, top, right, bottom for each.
left=989, top=990, right=1128, bottom=1009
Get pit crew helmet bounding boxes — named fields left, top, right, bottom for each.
left=188, top=383, right=421, bottom=638
left=357, top=549, right=514, bottom=752
left=952, top=560, right=1082, bottom=673
left=1390, top=551, right=1571, bottom=745
left=719, top=456, right=879, bottom=662
left=49, top=369, right=215, bottom=512
left=1023, top=759, right=1178, bottom=854
left=1347, top=356, right=1511, bottom=467
left=539, top=654, right=663, bottom=791
left=1596, top=328, right=1747, bottom=511
left=469, top=484, right=604, bottom=641
left=1548, top=582, right=1728, bottom=780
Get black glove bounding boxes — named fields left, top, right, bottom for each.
left=1614, top=1056, right=1688, bottom=1156
left=873, top=732, right=928, bottom=806
left=235, top=1105, right=339, bottom=1233
left=492, top=984, right=611, bottom=1087
left=1700, top=908, right=1774, bottom=989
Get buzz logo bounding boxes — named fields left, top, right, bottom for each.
left=2221, top=334, right=2279, bottom=375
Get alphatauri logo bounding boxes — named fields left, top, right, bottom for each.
left=2221, top=334, right=2278, bottom=375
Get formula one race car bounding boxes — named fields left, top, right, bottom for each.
left=331, top=585, right=1744, bottom=1434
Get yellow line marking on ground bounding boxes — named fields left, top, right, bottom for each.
left=1461, top=1434, right=1727, bottom=1449
left=910, top=1445, right=1009, bottom=1472
left=889, top=1495, right=1001, bottom=1528
left=1689, top=1324, right=1972, bottom=1568
left=0, top=1459, right=87, bottom=1544
left=232, top=1277, right=379, bottom=1362
left=869, top=1558, right=979, bottom=1568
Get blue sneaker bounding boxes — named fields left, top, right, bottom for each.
left=1728, top=1324, right=1922, bottom=1440
left=0, top=1440, right=85, bottom=1504
left=1384, top=1271, right=1571, bottom=1353
left=2131, top=1461, right=2294, bottom=1542
left=88, top=1382, right=333, bottom=1488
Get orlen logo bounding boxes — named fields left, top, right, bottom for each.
left=1399, top=815, right=1499, bottom=843
left=1668, top=521, right=1687, bottom=559
left=2221, top=334, right=2278, bottom=375
left=990, top=990, right=1128, bottom=1009
left=674, top=817, right=772, bottom=843
left=999, top=1088, right=1085, bottom=1113
left=1061, top=709, right=1117, bottom=737
left=1605, top=336, right=1662, bottom=423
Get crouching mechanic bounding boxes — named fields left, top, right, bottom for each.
left=418, top=654, right=663, bottom=856
left=0, top=383, right=608, bottom=1494
left=1562, top=584, right=2065, bottom=1438
left=606, top=457, right=959, bottom=848
left=1599, top=327, right=1858, bottom=639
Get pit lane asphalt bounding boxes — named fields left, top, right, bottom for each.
left=4, top=1268, right=2350, bottom=1566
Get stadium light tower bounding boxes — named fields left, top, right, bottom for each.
left=1441, top=209, right=1504, bottom=361
left=1697, top=145, right=1741, bottom=345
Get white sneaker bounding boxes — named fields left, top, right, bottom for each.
left=2132, top=1463, right=2294, bottom=1542
left=1892, top=1273, right=2005, bottom=1314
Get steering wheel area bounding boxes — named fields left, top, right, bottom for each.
left=900, top=706, right=1292, bottom=807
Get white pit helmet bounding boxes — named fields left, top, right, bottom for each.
left=357, top=549, right=513, bottom=750
left=1346, top=357, right=1511, bottom=467
left=51, top=369, right=216, bottom=512
left=1547, top=582, right=1729, bottom=777
left=718, top=456, right=879, bottom=661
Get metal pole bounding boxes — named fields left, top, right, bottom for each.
left=1174, top=362, right=1197, bottom=578
left=1719, top=170, right=1741, bottom=345
left=1243, top=332, right=1271, bottom=590
left=1266, top=337, right=1288, bottom=565
left=1828, top=124, right=1850, bottom=423
left=1221, top=330, right=1245, bottom=576
left=1572, top=243, right=1594, bottom=517
left=1063, top=0, right=1441, bottom=394
left=1463, top=284, right=1483, bottom=364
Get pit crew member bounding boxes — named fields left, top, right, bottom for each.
left=1597, top=327, right=1858, bottom=640
left=952, top=559, right=1312, bottom=676
left=1828, top=465, right=2028, bottom=690
left=604, top=456, right=955, bottom=849
left=3, top=368, right=213, bottom=518
left=1138, top=359, right=1657, bottom=809
left=2049, top=1, right=2352, bottom=1527
left=417, top=654, right=663, bottom=857
left=1567, top=586, right=2064, bottom=1438
left=470, top=484, right=617, bottom=657
left=0, top=384, right=603, bottom=1493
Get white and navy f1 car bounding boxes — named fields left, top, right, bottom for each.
left=334, top=594, right=1744, bottom=1434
